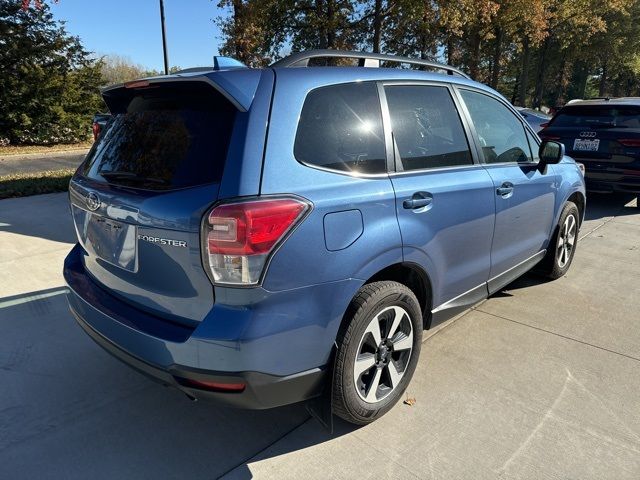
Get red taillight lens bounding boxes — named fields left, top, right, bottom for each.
left=540, top=134, right=560, bottom=141
left=203, top=197, right=310, bottom=285
left=539, top=122, right=549, bottom=128
left=92, top=122, right=101, bottom=141
left=618, top=138, right=640, bottom=147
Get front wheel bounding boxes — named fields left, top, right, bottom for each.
left=332, top=281, right=422, bottom=425
left=540, top=201, right=580, bottom=279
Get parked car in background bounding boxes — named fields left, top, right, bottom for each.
left=92, top=113, right=111, bottom=140
left=516, top=107, right=551, bottom=132
left=540, top=98, right=640, bottom=205
left=64, top=50, right=586, bottom=425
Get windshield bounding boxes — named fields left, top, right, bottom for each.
left=82, top=83, right=236, bottom=190
left=551, top=105, right=640, bottom=129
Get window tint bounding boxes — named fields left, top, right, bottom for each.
left=294, top=82, right=386, bottom=174
left=551, top=105, right=640, bottom=128
left=83, top=83, right=236, bottom=190
left=385, top=85, right=472, bottom=171
left=459, top=89, right=532, bottom=164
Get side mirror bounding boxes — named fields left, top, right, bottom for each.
left=539, top=140, right=564, bottom=165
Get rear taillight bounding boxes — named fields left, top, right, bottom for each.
left=202, top=197, right=310, bottom=286
left=539, top=134, right=560, bottom=141
left=92, top=122, right=101, bottom=141
left=618, top=138, right=640, bottom=147
left=539, top=122, right=549, bottom=128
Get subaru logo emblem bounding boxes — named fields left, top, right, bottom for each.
left=86, top=192, right=101, bottom=211
left=580, top=131, right=597, bottom=138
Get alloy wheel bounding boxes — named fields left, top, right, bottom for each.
left=557, top=213, right=577, bottom=268
left=353, top=306, right=414, bottom=404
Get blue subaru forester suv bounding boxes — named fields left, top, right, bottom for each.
left=64, top=50, right=586, bottom=425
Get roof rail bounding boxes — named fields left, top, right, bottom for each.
left=270, top=49, right=470, bottom=79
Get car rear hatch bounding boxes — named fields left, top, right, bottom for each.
left=541, top=104, right=640, bottom=180
left=69, top=72, right=263, bottom=326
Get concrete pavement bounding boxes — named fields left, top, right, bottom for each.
left=0, top=192, right=638, bottom=479
left=0, top=149, right=89, bottom=175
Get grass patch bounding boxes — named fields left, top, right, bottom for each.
left=0, top=168, right=74, bottom=199
left=0, top=142, right=92, bottom=156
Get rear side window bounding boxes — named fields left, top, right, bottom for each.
left=294, top=82, right=386, bottom=174
left=83, top=83, right=236, bottom=190
left=385, top=85, right=472, bottom=171
left=551, top=106, right=640, bottom=128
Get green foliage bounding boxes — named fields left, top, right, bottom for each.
left=0, top=168, right=74, bottom=199
left=0, top=0, right=104, bottom=145
left=214, top=0, right=640, bottom=107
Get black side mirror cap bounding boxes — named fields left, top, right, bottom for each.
left=539, top=140, right=565, bottom=165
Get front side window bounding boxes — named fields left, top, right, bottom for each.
left=385, top=85, right=473, bottom=171
left=459, top=89, right=533, bottom=164
left=294, top=82, right=386, bottom=174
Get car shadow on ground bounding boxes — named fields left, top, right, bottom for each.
left=583, top=192, right=637, bottom=221
left=0, top=289, right=355, bottom=479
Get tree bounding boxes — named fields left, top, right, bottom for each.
left=100, top=54, right=148, bottom=85
left=0, top=0, right=104, bottom=144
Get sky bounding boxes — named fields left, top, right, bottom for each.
left=49, top=0, right=227, bottom=71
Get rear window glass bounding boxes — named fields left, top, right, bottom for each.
left=551, top=106, right=640, bottom=128
left=294, top=82, right=387, bottom=174
left=82, top=83, right=236, bottom=190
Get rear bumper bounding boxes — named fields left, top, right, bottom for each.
left=63, top=244, right=358, bottom=409
left=582, top=162, right=640, bottom=194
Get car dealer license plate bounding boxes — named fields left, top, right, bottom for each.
left=573, top=138, right=600, bottom=152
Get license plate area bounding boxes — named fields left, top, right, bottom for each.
left=573, top=138, right=600, bottom=152
left=72, top=206, right=138, bottom=272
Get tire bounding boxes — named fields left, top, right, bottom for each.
left=332, top=281, right=422, bottom=425
left=539, top=201, right=580, bottom=279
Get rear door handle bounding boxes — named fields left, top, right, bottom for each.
left=403, top=192, right=433, bottom=209
left=496, top=182, right=514, bottom=196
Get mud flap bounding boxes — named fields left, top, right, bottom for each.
left=305, top=343, right=337, bottom=432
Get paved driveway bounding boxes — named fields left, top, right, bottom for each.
left=0, top=193, right=638, bottom=479
left=0, top=149, right=88, bottom=175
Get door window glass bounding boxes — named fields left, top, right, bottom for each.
left=385, top=85, right=472, bottom=171
left=460, top=89, right=533, bottom=164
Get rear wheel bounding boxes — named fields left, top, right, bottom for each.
left=332, top=281, right=422, bottom=425
left=540, top=201, right=580, bottom=279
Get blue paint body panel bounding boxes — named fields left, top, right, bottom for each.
left=64, top=60, right=586, bottom=408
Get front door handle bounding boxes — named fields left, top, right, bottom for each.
left=403, top=192, right=433, bottom=209
left=496, top=182, right=514, bottom=197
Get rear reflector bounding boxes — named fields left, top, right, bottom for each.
left=92, top=122, right=101, bottom=141
left=202, top=197, right=310, bottom=285
left=618, top=138, right=640, bottom=147
left=176, top=376, right=246, bottom=393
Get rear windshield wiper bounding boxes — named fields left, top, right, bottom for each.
left=100, top=171, right=167, bottom=184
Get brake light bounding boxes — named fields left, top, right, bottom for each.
left=92, top=122, right=101, bottom=141
left=202, top=197, right=310, bottom=285
left=618, top=138, right=640, bottom=147
left=540, top=134, right=560, bottom=141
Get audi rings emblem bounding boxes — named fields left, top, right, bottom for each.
left=580, top=131, right=597, bottom=138
left=85, top=192, right=101, bottom=211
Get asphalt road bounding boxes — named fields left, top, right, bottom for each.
left=0, top=192, right=638, bottom=479
left=0, top=149, right=88, bottom=175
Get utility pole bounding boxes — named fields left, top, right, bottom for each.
left=159, top=0, right=169, bottom=75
